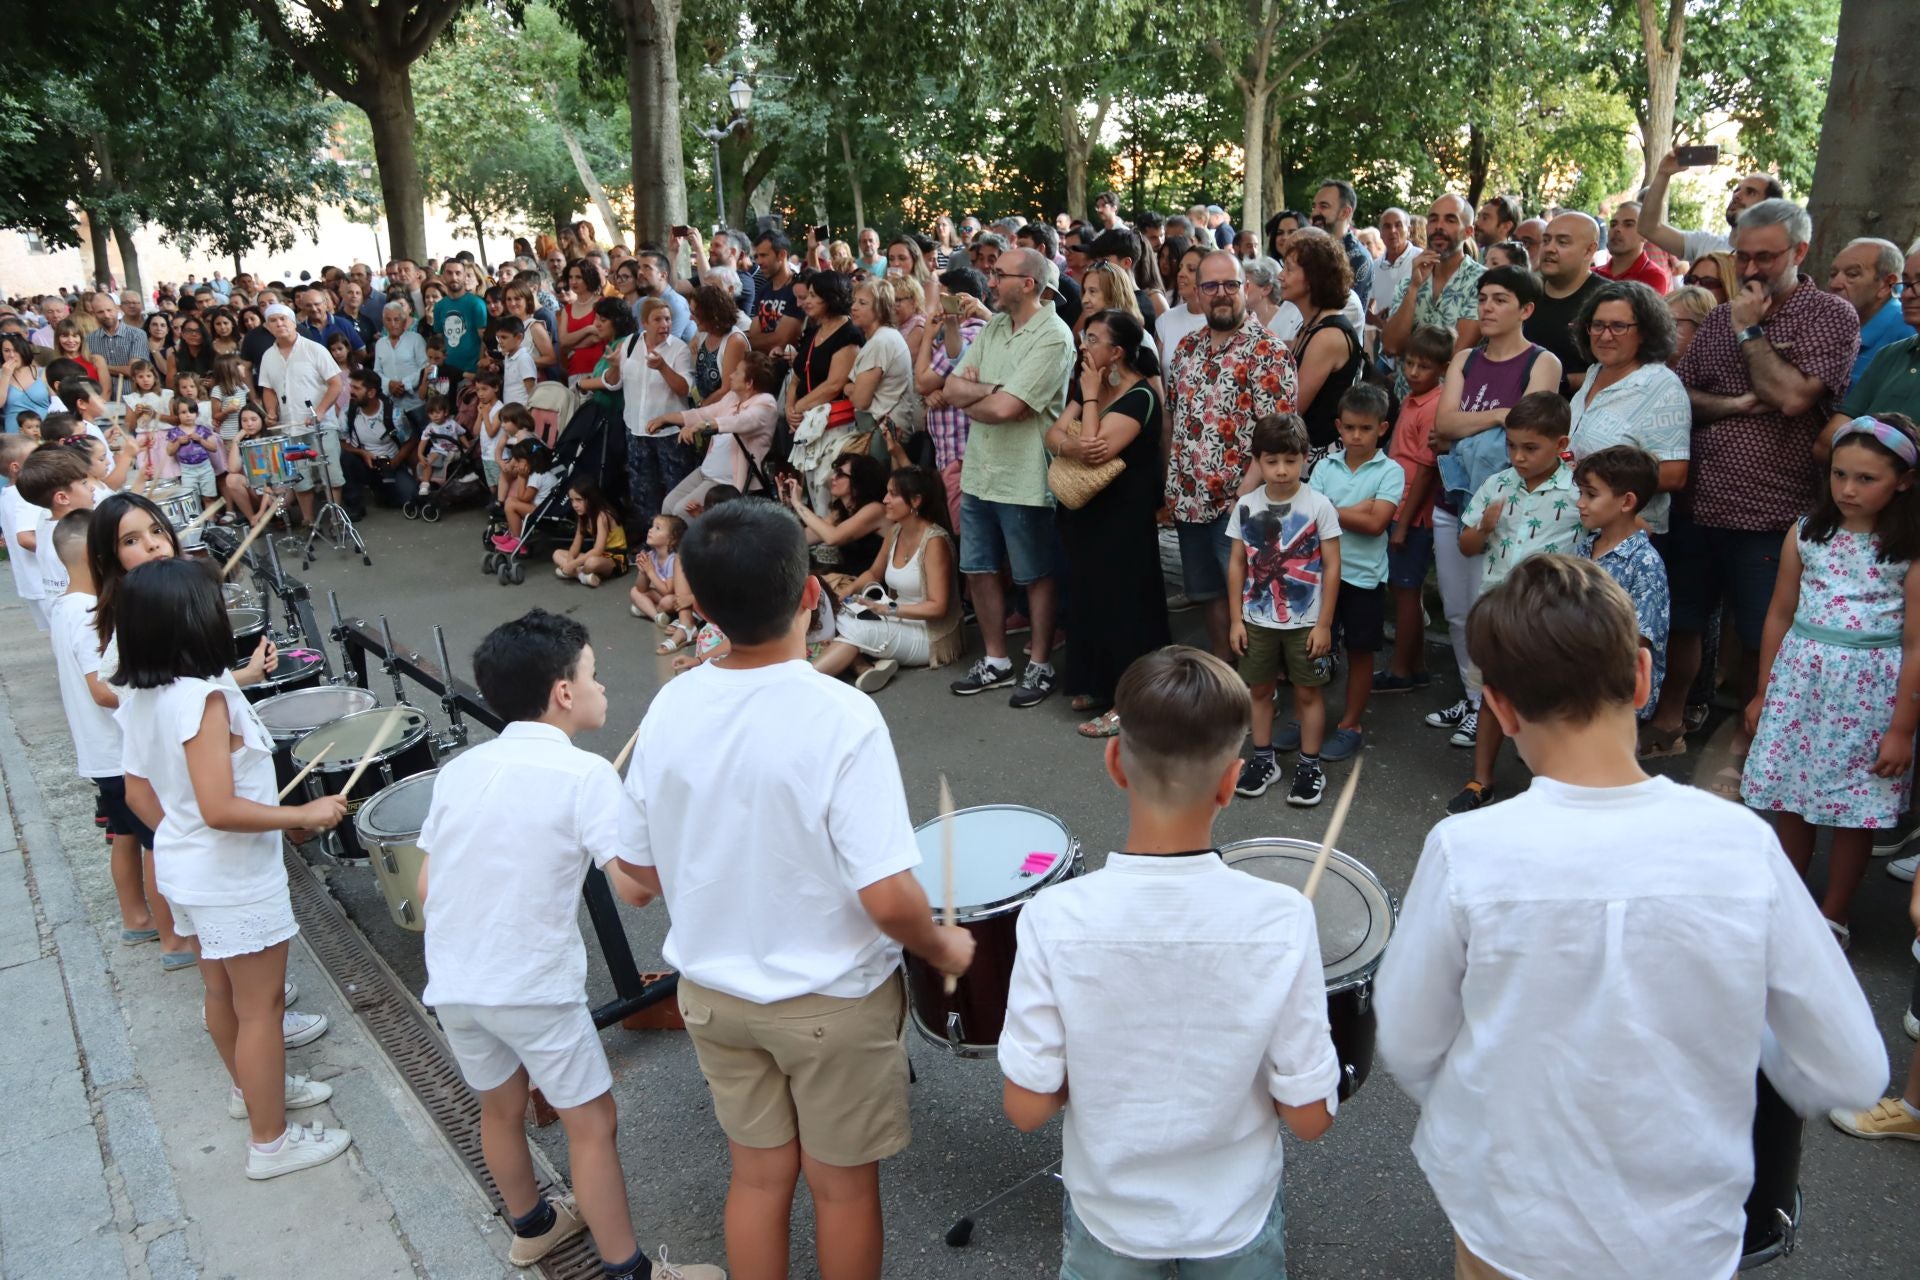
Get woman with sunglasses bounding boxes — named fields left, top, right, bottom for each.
left=1680, top=249, right=1737, bottom=306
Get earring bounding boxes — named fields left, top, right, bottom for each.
left=1107, top=368, right=1121, bottom=387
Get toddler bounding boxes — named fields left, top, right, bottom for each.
left=628, top=514, right=686, bottom=625
left=165, top=397, right=223, bottom=511
left=413, top=394, right=466, bottom=496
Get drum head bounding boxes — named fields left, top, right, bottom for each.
left=1221, top=838, right=1395, bottom=983
left=909, top=805, right=1076, bottom=919
left=228, top=607, right=266, bottom=636
left=293, top=706, right=429, bottom=767
left=356, top=769, right=439, bottom=840
left=145, top=482, right=184, bottom=502
left=221, top=582, right=256, bottom=612
left=258, top=647, right=324, bottom=686
left=256, top=686, right=378, bottom=740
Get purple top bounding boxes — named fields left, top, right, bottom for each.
left=168, top=424, right=217, bottom=466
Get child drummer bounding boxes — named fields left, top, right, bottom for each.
left=998, top=645, right=1339, bottom=1274
left=1374, top=555, right=1887, bottom=1280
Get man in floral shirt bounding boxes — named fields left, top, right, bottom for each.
left=1168, top=250, right=1298, bottom=655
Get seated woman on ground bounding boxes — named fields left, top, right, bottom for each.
left=779, top=451, right=887, bottom=578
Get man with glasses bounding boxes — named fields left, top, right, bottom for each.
left=84, top=292, right=143, bottom=382
left=1656, top=199, right=1860, bottom=744
left=1514, top=217, right=1548, bottom=270
left=1524, top=213, right=1606, bottom=397
left=1166, top=251, right=1298, bottom=659
left=1827, top=238, right=1915, bottom=383
left=1643, top=151, right=1785, bottom=260
left=942, top=248, right=1076, bottom=707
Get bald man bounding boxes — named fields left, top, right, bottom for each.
left=1523, top=212, right=1607, bottom=397
left=1380, top=194, right=1484, bottom=398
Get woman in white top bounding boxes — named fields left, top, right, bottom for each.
left=1565, top=280, right=1690, bottom=534
left=603, top=296, right=693, bottom=523
left=1155, top=243, right=1211, bottom=372
left=373, top=301, right=428, bottom=417
left=1244, top=257, right=1284, bottom=331
left=811, top=465, right=961, bottom=693
left=847, top=277, right=922, bottom=435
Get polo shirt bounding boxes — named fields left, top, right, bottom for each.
left=1309, top=447, right=1406, bottom=589
left=1839, top=334, right=1920, bottom=423
left=1851, top=300, right=1917, bottom=385
left=956, top=307, right=1075, bottom=507
left=1598, top=247, right=1671, bottom=295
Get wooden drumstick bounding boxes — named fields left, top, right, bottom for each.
left=939, top=774, right=957, bottom=995
left=180, top=498, right=226, bottom=534
left=339, top=706, right=405, bottom=798
left=1302, top=758, right=1362, bottom=902
left=221, top=497, right=280, bottom=578
left=277, top=742, right=335, bottom=802
left=612, top=726, right=639, bottom=774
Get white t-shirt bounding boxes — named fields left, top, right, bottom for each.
left=33, top=505, right=69, bottom=598
left=345, top=404, right=401, bottom=460
left=48, top=592, right=121, bottom=777
left=115, top=676, right=284, bottom=907
left=620, top=660, right=921, bottom=1003
left=501, top=345, right=537, bottom=406
left=1000, top=852, right=1338, bottom=1259
left=1155, top=303, right=1208, bottom=374
left=848, top=326, right=917, bottom=425
left=1225, top=484, right=1343, bottom=629
left=1681, top=228, right=1732, bottom=260
left=259, top=335, right=343, bottom=430
left=480, top=403, right=505, bottom=462
left=420, top=722, right=632, bottom=1007
left=0, top=486, right=46, bottom=601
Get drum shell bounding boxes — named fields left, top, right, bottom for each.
left=241, top=433, right=295, bottom=487
left=355, top=770, right=437, bottom=933
left=229, top=607, right=267, bottom=666
left=903, top=908, right=1023, bottom=1055
left=1741, top=1072, right=1802, bottom=1266
left=239, top=648, right=326, bottom=704
left=297, top=713, right=435, bottom=860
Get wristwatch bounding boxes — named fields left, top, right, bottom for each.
left=1736, top=324, right=1766, bottom=346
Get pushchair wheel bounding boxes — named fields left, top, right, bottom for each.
left=482, top=552, right=500, bottom=574
left=506, top=559, right=526, bottom=585
left=422, top=503, right=442, bottom=524
left=402, top=502, right=420, bottom=520
left=497, top=562, right=513, bottom=585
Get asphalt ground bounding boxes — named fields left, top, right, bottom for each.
left=261, top=502, right=1918, bottom=1279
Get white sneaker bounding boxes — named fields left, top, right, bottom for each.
left=855, top=659, right=898, bottom=694
left=1905, top=1009, right=1919, bottom=1042
left=244, top=1121, right=352, bottom=1180
left=202, top=983, right=302, bottom=1031
left=1889, top=853, right=1919, bottom=883
left=283, top=1010, right=329, bottom=1048
left=630, top=603, right=644, bottom=617
left=228, top=1073, right=335, bottom=1119
left=579, top=571, right=601, bottom=587
left=418, top=481, right=432, bottom=497
left=555, top=566, right=571, bottom=579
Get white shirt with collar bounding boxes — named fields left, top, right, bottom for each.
left=999, top=851, right=1340, bottom=1261
left=608, top=333, right=694, bottom=438
left=1370, top=243, right=1419, bottom=319
left=420, top=721, right=636, bottom=1008
left=346, top=400, right=402, bottom=460
left=1375, top=775, right=1887, bottom=1280
left=258, top=334, right=343, bottom=430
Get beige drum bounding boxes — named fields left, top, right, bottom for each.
left=353, top=769, right=438, bottom=932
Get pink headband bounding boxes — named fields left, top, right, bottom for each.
left=1834, top=416, right=1919, bottom=467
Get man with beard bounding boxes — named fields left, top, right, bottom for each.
left=1381, top=195, right=1485, bottom=398
left=1311, top=179, right=1376, bottom=311
left=1473, top=195, right=1521, bottom=254
left=1165, top=251, right=1299, bottom=658
left=1643, top=152, right=1785, bottom=260
left=1524, top=213, right=1608, bottom=396
left=1598, top=201, right=1672, bottom=293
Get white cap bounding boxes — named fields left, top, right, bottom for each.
left=263, top=303, right=295, bottom=321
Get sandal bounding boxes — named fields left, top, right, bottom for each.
left=657, top=622, right=696, bottom=654
left=1705, top=762, right=1745, bottom=802
left=1076, top=710, right=1122, bottom=739
left=1637, top=723, right=1687, bottom=759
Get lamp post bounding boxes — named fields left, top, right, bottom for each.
left=697, top=76, right=754, bottom=231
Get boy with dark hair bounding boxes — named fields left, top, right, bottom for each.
left=1574, top=445, right=1669, bottom=727
left=1379, top=325, right=1456, bottom=695
left=1000, top=645, right=1337, bottom=1273
left=1376, top=554, right=1884, bottom=1280
left=1312, top=383, right=1404, bottom=759
left=620, top=500, right=973, bottom=1280
left=17, top=441, right=97, bottom=597
left=0, top=434, right=48, bottom=631
left=415, top=608, right=721, bottom=1278
left=1450, top=392, right=1581, bottom=812
left=1227, top=413, right=1342, bottom=806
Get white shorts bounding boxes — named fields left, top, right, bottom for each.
left=292, top=430, right=347, bottom=492
left=178, top=459, right=218, bottom=499
left=169, top=884, right=298, bottom=960
left=435, top=1001, right=611, bottom=1109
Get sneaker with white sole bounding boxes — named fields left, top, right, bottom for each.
left=1829, top=1097, right=1920, bottom=1141
left=244, top=1120, right=353, bottom=1179
left=283, top=1010, right=329, bottom=1048
left=649, top=1246, right=728, bottom=1280
left=508, top=1196, right=586, bottom=1267
left=949, top=658, right=1015, bottom=696
left=854, top=659, right=898, bottom=694
left=201, top=983, right=303, bottom=1031
left=1425, top=698, right=1471, bottom=730
left=1873, top=820, right=1919, bottom=856
left=228, top=1073, right=336, bottom=1119
left=1448, top=709, right=1479, bottom=748
left=1008, top=662, right=1057, bottom=708
left=1906, top=1009, right=1920, bottom=1042
left=1891, top=853, right=1919, bottom=883
left=1285, top=760, right=1327, bottom=807
left=1235, top=755, right=1279, bottom=797
left=579, top=571, right=602, bottom=587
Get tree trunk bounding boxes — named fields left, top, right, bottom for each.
left=233, top=250, right=243, bottom=279
left=111, top=221, right=143, bottom=298
left=1262, top=100, right=1286, bottom=223
left=1808, top=0, right=1920, bottom=272
left=81, top=211, right=114, bottom=288
left=1239, top=84, right=1270, bottom=243
left=553, top=92, right=625, bottom=245
left=1466, top=121, right=1489, bottom=210
left=1636, top=0, right=1686, bottom=188
left=620, top=0, right=689, bottom=248
left=363, top=66, right=429, bottom=264
left=1062, top=96, right=1089, bottom=223
left=838, top=125, right=866, bottom=234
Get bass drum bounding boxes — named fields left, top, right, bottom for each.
left=291, top=706, right=436, bottom=860
left=1221, top=838, right=1396, bottom=1099
left=253, top=685, right=379, bottom=790
left=355, top=770, right=438, bottom=933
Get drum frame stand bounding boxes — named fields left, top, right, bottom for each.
left=944, top=1156, right=1062, bottom=1247
left=299, top=452, right=372, bottom=569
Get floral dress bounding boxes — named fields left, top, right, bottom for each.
left=1742, top=523, right=1911, bottom=827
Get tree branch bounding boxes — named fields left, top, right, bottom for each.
left=401, top=0, right=468, bottom=63
left=242, top=0, right=362, bottom=99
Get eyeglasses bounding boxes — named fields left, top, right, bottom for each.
left=1733, top=248, right=1790, bottom=269
left=1902, top=276, right=1920, bottom=291
left=1682, top=273, right=1726, bottom=291
left=1197, top=280, right=1243, bottom=295
left=1587, top=320, right=1639, bottom=336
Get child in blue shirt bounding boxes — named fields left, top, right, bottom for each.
left=1574, top=445, right=1670, bottom=730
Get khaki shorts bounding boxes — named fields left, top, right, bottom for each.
left=677, top=972, right=910, bottom=1167
left=1239, top=621, right=1329, bottom=689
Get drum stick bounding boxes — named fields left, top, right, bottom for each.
left=180, top=498, right=226, bottom=534
left=939, top=774, right=957, bottom=995
left=1301, top=758, right=1362, bottom=903
left=221, top=497, right=280, bottom=578
left=339, top=706, right=405, bottom=799
left=611, top=726, right=639, bottom=774
left=277, top=742, right=335, bottom=802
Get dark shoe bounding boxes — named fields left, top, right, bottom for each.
left=1286, top=760, right=1327, bottom=807
left=1446, top=781, right=1496, bottom=814
left=1321, top=727, right=1364, bottom=762
left=1448, top=709, right=1479, bottom=749
left=949, top=658, right=1016, bottom=696
left=1009, top=662, right=1057, bottom=708
left=1235, top=755, right=1279, bottom=797
left=1372, top=671, right=1430, bottom=694
left=1425, top=698, right=1472, bottom=729
left=1274, top=719, right=1302, bottom=752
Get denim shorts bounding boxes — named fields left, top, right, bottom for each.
left=1060, top=1187, right=1286, bottom=1279
left=959, top=493, right=1055, bottom=584
left=1176, top=511, right=1234, bottom=601
left=1387, top=525, right=1435, bottom=590
left=1662, top=516, right=1783, bottom=648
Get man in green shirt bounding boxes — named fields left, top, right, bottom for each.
left=434, top=260, right=491, bottom=378
left=1825, top=245, right=1920, bottom=447
left=941, top=247, right=1075, bottom=707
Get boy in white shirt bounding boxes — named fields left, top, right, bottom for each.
left=1375, top=554, right=1887, bottom=1280
left=0, top=434, right=49, bottom=631
left=17, top=442, right=98, bottom=599
left=620, top=501, right=973, bottom=1280
left=415, top=608, right=722, bottom=1279
left=999, top=646, right=1338, bottom=1274
left=496, top=316, right=537, bottom=406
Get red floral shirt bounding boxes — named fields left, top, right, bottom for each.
left=1166, top=320, right=1298, bottom=523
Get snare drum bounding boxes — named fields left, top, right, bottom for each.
left=240, top=646, right=326, bottom=703
left=903, top=805, right=1081, bottom=1057
left=355, top=770, right=438, bottom=932
left=228, top=606, right=267, bottom=666
left=146, top=480, right=203, bottom=550
left=1742, top=1073, right=1802, bottom=1268
left=240, top=432, right=296, bottom=488
left=222, top=581, right=259, bottom=613
left=255, top=685, right=378, bottom=789
left=1221, top=838, right=1396, bottom=1099
left=291, top=705, right=436, bottom=860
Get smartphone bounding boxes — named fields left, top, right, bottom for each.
left=941, top=294, right=966, bottom=315
left=1674, top=144, right=1720, bottom=168
left=815, top=223, right=831, bottom=241
left=671, top=224, right=690, bottom=237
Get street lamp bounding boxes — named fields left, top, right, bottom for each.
left=699, top=75, right=754, bottom=230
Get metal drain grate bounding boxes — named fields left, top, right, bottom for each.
left=284, top=847, right=604, bottom=1279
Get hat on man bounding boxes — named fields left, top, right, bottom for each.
left=1035, top=257, right=1062, bottom=300
left=263, top=303, right=296, bottom=321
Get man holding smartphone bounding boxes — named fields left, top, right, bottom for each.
left=1642, top=146, right=1785, bottom=261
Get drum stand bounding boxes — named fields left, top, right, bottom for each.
left=300, top=452, right=372, bottom=569
left=944, top=1157, right=1061, bottom=1247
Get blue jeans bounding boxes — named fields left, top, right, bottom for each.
left=627, top=432, right=695, bottom=526
left=1059, top=1187, right=1286, bottom=1280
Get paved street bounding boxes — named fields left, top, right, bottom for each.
left=4, top=502, right=1918, bottom=1277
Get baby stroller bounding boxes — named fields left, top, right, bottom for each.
left=402, top=433, right=489, bottom=523
left=480, top=387, right=619, bottom=586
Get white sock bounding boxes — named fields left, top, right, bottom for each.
left=984, top=656, right=1011, bottom=670
left=1901, top=1099, right=1920, bottom=1122
left=250, top=1128, right=289, bottom=1154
